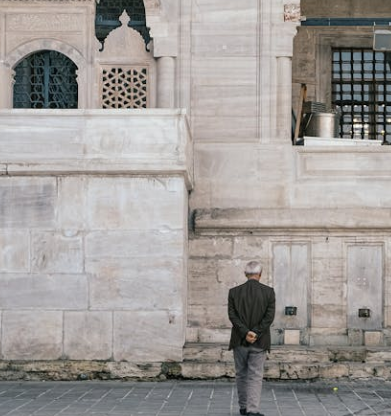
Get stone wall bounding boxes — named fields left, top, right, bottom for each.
left=0, top=110, right=192, bottom=367
left=0, top=176, right=187, bottom=362
left=187, top=228, right=391, bottom=348
left=302, top=0, right=391, bottom=18
left=186, top=0, right=391, bottom=351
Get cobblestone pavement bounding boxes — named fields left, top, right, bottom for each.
left=0, top=380, right=390, bottom=416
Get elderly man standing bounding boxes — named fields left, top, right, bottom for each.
left=228, top=260, right=276, bottom=416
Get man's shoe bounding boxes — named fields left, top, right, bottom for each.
left=239, top=408, right=247, bottom=415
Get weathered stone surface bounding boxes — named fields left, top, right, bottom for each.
left=189, top=237, right=233, bottom=258
left=31, top=232, right=83, bottom=273
left=194, top=86, right=257, bottom=117
left=312, top=270, right=344, bottom=305
left=2, top=311, right=63, bottom=360
left=0, top=111, right=193, bottom=187
left=88, top=258, right=184, bottom=310
left=181, top=362, right=234, bottom=379
left=0, top=178, right=56, bottom=229
left=347, top=245, right=384, bottom=331
left=263, top=362, right=281, bottom=378
left=113, top=311, right=184, bottom=362
left=232, top=236, right=269, bottom=259
left=194, top=116, right=258, bottom=141
left=192, top=0, right=257, bottom=25
left=284, top=330, right=300, bottom=345
left=0, top=274, right=88, bottom=310
left=270, top=347, right=329, bottom=364
left=185, top=327, right=199, bottom=343
left=312, top=237, right=343, bottom=259
left=188, top=259, right=219, bottom=307
left=366, top=350, right=391, bottom=363
left=348, top=329, right=364, bottom=346
left=302, top=0, right=391, bottom=18
left=2, top=0, right=391, bottom=380
left=86, top=177, right=186, bottom=230
left=310, top=331, right=349, bottom=347
left=196, top=328, right=231, bottom=344
left=329, top=348, right=366, bottom=363
left=385, top=306, right=391, bottom=328
left=365, top=331, right=383, bottom=347
left=184, top=343, right=230, bottom=362
left=57, top=177, right=87, bottom=230
left=0, top=230, right=29, bottom=272
left=85, top=230, right=184, bottom=259
left=280, top=363, right=320, bottom=379
left=312, top=305, right=347, bottom=329
left=106, top=362, right=162, bottom=379
left=192, top=57, right=257, bottom=86
left=195, top=207, right=391, bottom=231
left=188, top=304, right=230, bottom=327
left=64, top=312, right=112, bottom=360
left=348, top=363, right=377, bottom=379
left=215, top=259, right=254, bottom=291
left=273, top=243, right=309, bottom=329
left=319, top=363, right=349, bottom=379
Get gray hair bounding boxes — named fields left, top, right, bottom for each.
left=245, top=260, right=263, bottom=275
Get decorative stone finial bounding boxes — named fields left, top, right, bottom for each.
left=119, top=10, right=131, bottom=26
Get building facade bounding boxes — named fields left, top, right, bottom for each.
left=1, top=0, right=391, bottom=380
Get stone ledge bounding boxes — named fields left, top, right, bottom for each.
left=0, top=356, right=390, bottom=381
left=194, top=208, right=391, bottom=232
left=0, top=109, right=193, bottom=189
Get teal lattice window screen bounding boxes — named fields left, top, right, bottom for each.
left=13, top=50, right=78, bottom=109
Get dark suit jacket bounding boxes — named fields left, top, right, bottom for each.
left=228, top=279, right=275, bottom=352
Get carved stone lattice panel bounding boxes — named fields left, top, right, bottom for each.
left=101, top=66, right=148, bottom=108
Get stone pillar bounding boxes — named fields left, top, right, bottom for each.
left=0, top=62, right=13, bottom=109
left=276, top=56, right=293, bottom=143
left=157, top=56, right=175, bottom=108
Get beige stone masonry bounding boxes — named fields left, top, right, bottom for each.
left=194, top=208, right=391, bottom=232
left=284, top=330, right=301, bottom=345
left=0, top=109, right=193, bottom=188
left=2, top=311, right=63, bottom=360
left=64, top=311, right=113, bottom=360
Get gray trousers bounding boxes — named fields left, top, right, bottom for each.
left=233, top=346, right=266, bottom=414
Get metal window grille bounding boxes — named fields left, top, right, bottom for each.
left=95, top=0, right=151, bottom=49
left=332, top=48, right=391, bottom=142
left=13, top=50, right=78, bottom=109
left=102, top=66, right=148, bottom=108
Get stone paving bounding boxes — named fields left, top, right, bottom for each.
left=0, top=380, right=390, bottom=416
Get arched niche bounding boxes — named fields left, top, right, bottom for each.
left=13, top=50, right=78, bottom=109
left=95, top=10, right=157, bottom=108
left=95, top=0, right=151, bottom=50
left=5, top=39, right=88, bottom=109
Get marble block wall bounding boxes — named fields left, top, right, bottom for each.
left=0, top=176, right=188, bottom=362
left=0, top=109, right=192, bottom=365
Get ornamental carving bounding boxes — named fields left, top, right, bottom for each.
left=284, top=4, right=301, bottom=22
left=6, top=14, right=84, bottom=32
left=101, top=65, right=148, bottom=109
left=98, top=11, right=152, bottom=60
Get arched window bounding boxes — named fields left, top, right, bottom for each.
left=13, top=50, right=78, bottom=109
left=95, top=0, right=151, bottom=49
